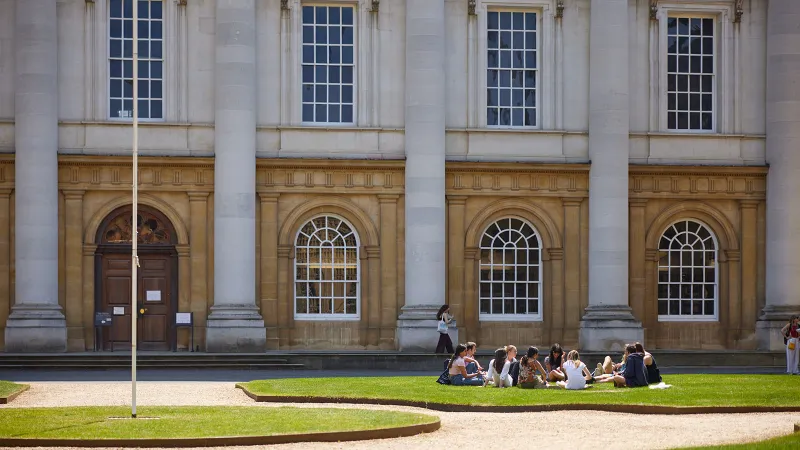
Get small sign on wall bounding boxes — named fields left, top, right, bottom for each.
left=176, top=312, right=192, bottom=325
left=113, top=307, right=125, bottom=316
left=146, top=290, right=161, bottom=302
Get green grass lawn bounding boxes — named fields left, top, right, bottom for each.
left=0, top=406, right=437, bottom=440
left=0, top=381, right=28, bottom=399
left=682, top=431, right=800, bottom=449
left=240, top=374, right=800, bottom=408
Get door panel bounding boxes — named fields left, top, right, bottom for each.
left=99, top=251, right=174, bottom=351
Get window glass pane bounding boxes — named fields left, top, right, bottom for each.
left=657, top=220, right=718, bottom=320
left=301, top=6, right=355, bottom=124
left=667, top=15, right=715, bottom=131
left=487, top=11, right=537, bottom=128
left=479, top=219, right=541, bottom=319
left=294, top=216, right=360, bottom=318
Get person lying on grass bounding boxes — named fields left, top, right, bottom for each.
left=517, top=346, right=548, bottom=389
left=556, top=350, right=595, bottom=390
left=448, top=343, right=485, bottom=386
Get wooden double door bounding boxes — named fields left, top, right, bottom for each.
left=97, top=249, right=177, bottom=351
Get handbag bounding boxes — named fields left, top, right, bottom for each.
left=437, top=319, right=447, bottom=333
left=789, top=338, right=797, bottom=351
left=436, top=368, right=451, bottom=385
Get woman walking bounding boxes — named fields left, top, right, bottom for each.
left=781, top=314, right=800, bottom=375
left=435, top=304, right=454, bottom=354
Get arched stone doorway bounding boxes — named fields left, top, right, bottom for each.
left=95, top=205, right=178, bottom=351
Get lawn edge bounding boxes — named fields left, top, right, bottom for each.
left=0, top=419, right=440, bottom=448
left=0, top=383, right=29, bottom=404
left=235, top=384, right=800, bottom=415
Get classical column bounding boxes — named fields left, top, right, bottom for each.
left=5, top=0, right=67, bottom=352
left=579, top=0, right=642, bottom=351
left=206, top=0, right=265, bottom=352
left=63, top=190, right=85, bottom=351
left=396, top=0, right=448, bottom=351
left=757, top=0, right=800, bottom=350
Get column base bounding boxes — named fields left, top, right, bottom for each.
left=396, top=305, right=458, bottom=352
left=205, top=304, right=266, bottom=352
left=756, top=305, right=800, bottom=350
left=4, top=304, right=67, bottom=353
left=579, top=305, right=643, bottom=352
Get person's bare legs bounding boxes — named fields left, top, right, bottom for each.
left=548, top=369, right=565, bottom=382
left=611, top=375, right=626, bottom=387
left=603, top=356, right=614, bottom=374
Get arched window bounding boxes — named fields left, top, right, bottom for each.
left=294, top=215, right=360, bottom=320
left=478, top=218, right=542, bottom=321
left=657, top=219, right=718, bottom=321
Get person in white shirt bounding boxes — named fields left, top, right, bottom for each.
left=557, top=350, right=593, bottom=390
left=486, top=347, right=513, bottom=388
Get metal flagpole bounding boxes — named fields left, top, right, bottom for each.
left=131, top=0, right=139, bottom=419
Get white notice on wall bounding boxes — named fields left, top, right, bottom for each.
left=176, top=313, right=192, bottom=325
left=146, top=290, right=161, bottom=302
left=113, top=306, right=125, bottom=316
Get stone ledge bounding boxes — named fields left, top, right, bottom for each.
left=0, top=417, right=440, bottom=448
left=0, top=384, right=29, bottom=404
left=236, top=384, right=800, bottom=415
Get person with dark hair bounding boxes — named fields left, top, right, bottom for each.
left=635, top=342, right=662, bottom=384
left=435, top=305, right=454, bottom=354
left=463, top=342, right=485, bottom=375
left=781, top=315, right=800, bottom=375
left=601, top=344, right=648, bottom=388
left=518, top=346, right=547, bottom=389
left=544, top=343, right=566, bottom=382
left=447, top=343, right=485, bottom=386
left=486, top=347, right=512, bottom=387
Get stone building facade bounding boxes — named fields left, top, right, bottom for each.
left=0, top=0, right=796, bottom=353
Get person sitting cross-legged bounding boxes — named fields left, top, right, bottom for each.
left=557, top=350, right=595, bottom=390
left=597, top=344, right=648, bottom=388
left=463, top=341, right=486, bottom=376
left=517, top=346, right=548, bottom=389
left=448, top=343, right=485, bottom=386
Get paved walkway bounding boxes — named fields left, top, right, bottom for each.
left=2, top=381, right=798, bottom=450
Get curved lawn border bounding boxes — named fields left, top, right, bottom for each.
left=236, top=384, right=800, bottom=415
left=0, top=421, right=440, bottom=448
left=0, top=384, right=29, bottom=404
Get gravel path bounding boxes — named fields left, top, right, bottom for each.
left=3, top=381, right=799, bottom=450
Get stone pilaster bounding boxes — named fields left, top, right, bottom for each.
left=758, top=0, right=800, bottom=350
left=739, top=200, right=758, bottom=347
left=446, top=196, right=466, bottom=340
left=397, top=0, right=448, bottom=351
left=378, top=195, right=398, bottom=348
left=0, top=190, right=11, bottom=350
left=206, top=0, right=265, bottom=352
left=579, top=0, right=642, bottom=351
left=188, top=192, right=209, bottom=351
left=63, top=190, right=85, bottom=351
left=562, top=199, right=582, bottom=346
left=5, top=0, right=67, bottom=352
left=258, top=193, right=279, bottom=349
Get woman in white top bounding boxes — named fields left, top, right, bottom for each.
left=557, top=350, right=593, bottom=390
left=486, top=347, right=513, bottom=388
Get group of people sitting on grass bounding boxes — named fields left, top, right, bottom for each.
left=441, top=341, right=662, bottom=389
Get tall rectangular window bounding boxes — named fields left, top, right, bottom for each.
left=301, top=5, right=355, bottom=125
left=486, top=11, right=537, bottom=128
left=109, top=0, right=164, bottom=120
left=667, top=16, right=714, bottom=131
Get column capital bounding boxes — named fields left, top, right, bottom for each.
left=176, top=244, right=191, bottom=257
left=725, top=249, right=741, bottom=262
left=0, top=188, right=12, bottom=198
left=739, top=199, right=760, bottom=209
left=446, top=195, right=468, bottom=205
left=464, top=247, right=479, bottom=261
left=82, top=244, right=98, bottom=257
left=277, top=245, right=293, bottom=259
left=377, top=194, right=400, bottom=203
left=257, top=192, right=280, bottom=202
left=645, top=248, right=660, bottom=262
left=629, top=198, right=648, bottom=207
left=187, top=191, right=210, bottom=201
left=62, top=189, right=86, bottom=200
left=364, top=245, right=380, bottom=259
left=545, top=248, right=564, bottom=261
left=561, top=198, right=583, bottom=207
